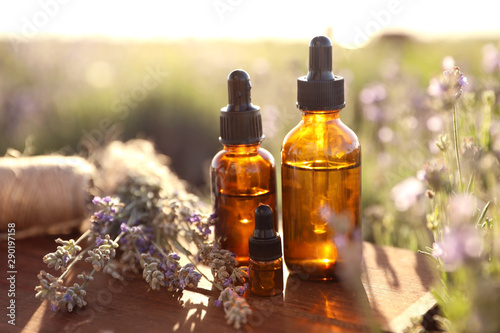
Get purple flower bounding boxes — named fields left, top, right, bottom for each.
left=214, top=299, right=222, bottom=307
left=427, top=78, right=446, bottom=98
left=93, top=211, right=114, bottom=223
left=50, top=303, right=58, bottom=312
left=482, top=43, right=500, bottom=73
left=359, top=83, right=387, bottom=105
left=235, top=283, right=248, bottom=296
left=432, top=226, right=482, bottom=271
left=64, top=293, right=73, bottom=302
left=188, top=214, right=201, bottom=223
left=120, top=223, right=128, bottom=233
left=223, top=278, right=232, bottom=287
left=457, top=74, right=468, bottom=87
left=96, top=236, right=103, bottom=246
left=443, top=66, right=468, bottom=96
left=197, top=225, right=212, bottom=236
left=390, top=177, right=426, bottom=212
left=102, top=196, right=112, bottom=203
left=92, top=196, right=102, bottom=205
left=170, top=253, right=180, bottom=261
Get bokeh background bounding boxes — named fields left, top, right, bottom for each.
left=1, top=1, right=499, bottom=246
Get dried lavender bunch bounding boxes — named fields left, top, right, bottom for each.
left=35, top=140, right=251, bottom=329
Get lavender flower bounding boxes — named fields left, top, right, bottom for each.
left=447, top=194, right=477, bottom=227
left=60, top=284, right=87, bottom=312
left=188, top=214, right=201, bottom=223
left=432, top=225, right=482, bottom=271
left=390, top=177, right=426, bottom=211
left=77, top=271, right=94, bottom=282
left=90, top=197, right=122, bottom=235
left=35, top=140, right=251, bottom=329
left=417, top=160, right=451, bottom=193
left=427, top=78, right=446, bottom=98
left=216, top=287, right=252, bottom=329
left=35, top=270, right=60, bottom=301
left=457, top=75, right=468, bottom=87
left=177, top=263, right=202, bottom=289
left=482, top=43, right=500, bottom=73
left=120, top=223, right=128, bottom=233
left=85, top=249, right=105, bottom=271
left=427, top=65, right=469, bottom=108
left=43, top=249, right=69, bottom=271
left=55, top=238, right=82, bottom=257
left=197, top=243, right=245, bottom=289
left=359, top=83, right=388, bottom=123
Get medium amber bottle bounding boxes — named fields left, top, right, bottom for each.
left=248, top=205, right=283, bottom=296
left=281, top=36, right=361, bottom=280
left=211, top=69, right=277, bottom=266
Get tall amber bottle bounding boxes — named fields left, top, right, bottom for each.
left=211, top=69, right=277, bottom=266
left=281, top=36, right=361, bottom=280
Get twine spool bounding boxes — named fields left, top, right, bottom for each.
left=0, top=156, right=94, bottom=237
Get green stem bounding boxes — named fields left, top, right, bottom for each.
left=452, top=103, right=463, bottom=191
left=114, top=231, right=125, bottom=244
left=181, top=219, right=205, bottom=249
left=75, top=229, right=91, bottom=245
left=59, top=243, right=95, bottom=280
left=81, top=269, right=96, bottom=289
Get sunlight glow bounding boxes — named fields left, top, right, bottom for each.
left=0, top=0, right=499, bottom=48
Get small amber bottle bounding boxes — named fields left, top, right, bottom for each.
left=211, top=69, right=277, bottom=266
left=248, top=205, right=283, bottom=296
left=281, top=36, right=361, bottom=280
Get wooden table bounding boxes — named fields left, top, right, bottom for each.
left=0, top=234, right=437, bottom=333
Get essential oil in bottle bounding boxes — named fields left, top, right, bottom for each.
left=281, top=36, right=362, bottom=280
left=211, top=69, right=277, bottom=266
left=248, top=205, right=283, bottom=296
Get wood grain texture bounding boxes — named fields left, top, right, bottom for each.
left=0, top=235, right=436, bottom=333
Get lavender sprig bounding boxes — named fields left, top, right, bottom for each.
left=36, top=144, right=252, bottom=329
left=215, top=287, right=252, bottom=329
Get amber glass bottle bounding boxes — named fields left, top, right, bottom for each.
left=211, top=69, right=277, bottom=266
left=281, top=36, right=361, bottom=280
left=248, top=205, right=283, bottom=297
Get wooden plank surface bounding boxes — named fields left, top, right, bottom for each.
left=0, top=234, right=436, bottom=333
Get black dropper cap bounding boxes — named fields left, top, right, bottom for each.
left=220, top=69, right=264, bottom=145
left=249, top=205, right=282, bottom=262
left=297, top=36, right=345, bottom=111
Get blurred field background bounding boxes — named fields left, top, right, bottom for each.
left=0, top=35, right=495, bottom=204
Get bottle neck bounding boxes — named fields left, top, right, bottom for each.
left=301, top=109, right=341, bottom=122
left=223, top=143, right=261, bottom=153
